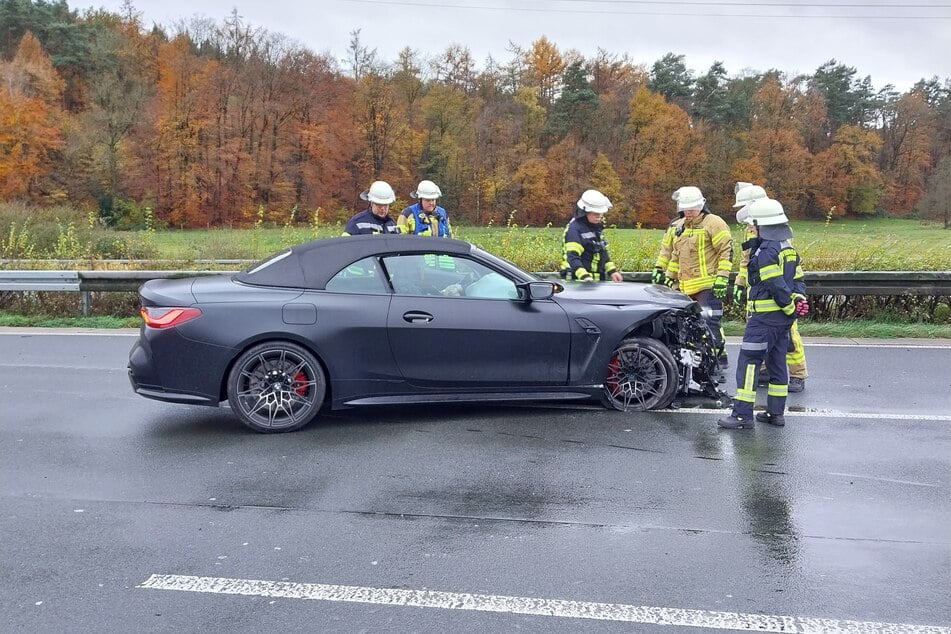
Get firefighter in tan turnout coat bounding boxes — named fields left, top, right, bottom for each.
left=654, top=186, right=732, bottom=366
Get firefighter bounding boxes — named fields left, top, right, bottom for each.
left=560, top=189, right=623, bottom=282
left=733, top=183, right=809, bottom=392
left=718, top=198, right=809, bottom=430
left=342, top=181, right=400, bottom=236
left=398, top=180, right=452, bottom=237
left=660, top=186, right=733, bottom=367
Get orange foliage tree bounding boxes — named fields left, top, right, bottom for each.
left=0, top=32, right=66, bottom=200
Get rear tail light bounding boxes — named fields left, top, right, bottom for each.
left=140, top=306, right=202, bottom=329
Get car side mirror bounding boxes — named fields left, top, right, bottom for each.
left=517, top=281, right=557, bottom=302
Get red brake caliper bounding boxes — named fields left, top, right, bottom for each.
left=606, top=355, right=619, bottom=393
left=293, top=371, right=308, bottom=396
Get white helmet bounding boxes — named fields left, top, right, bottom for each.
left=577, top=189, right=612, bottom=214
left=411, top=180, right=442, bottom=199
left=734, top=184, right=768, bottom=223
left=360, top=180, right=396, bottom=204
left=734, top=184, right=766, bottom=208
left=745, top=197, right=789, bottom=226
left=672, top=186, right=705, bottom=211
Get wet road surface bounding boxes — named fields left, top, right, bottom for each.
left=1, top=330, right=949, bottom=632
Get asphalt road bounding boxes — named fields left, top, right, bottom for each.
left=1, top=329, right=949, bottom=633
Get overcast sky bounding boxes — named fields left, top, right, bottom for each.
left=68, top=0, right=950, bottom=91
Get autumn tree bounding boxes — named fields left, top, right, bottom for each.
left=522, top=37, right=564, bottom=107
left=810, top=124, right=883, bottom=215
left=623, top=85, right=705, bottom=225
left=0, top=31, right=66, bottom=200
left=79, top=11, right=155, bottom=223
left=877, top=91, right=934, bottom=214
left=589, top=152, right=626, bottom=223
left=744, top=74, right=812, bottom=215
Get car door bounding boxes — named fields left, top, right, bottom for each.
left=382, top=253, right=571, bottom=387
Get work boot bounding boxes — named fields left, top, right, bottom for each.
left=755, top=411, right=786, bottom=427
left=718, top=414, right=754, bottom=430
left=718, top=354, right=729, bottom=369
left=788, top=377, right=805, bottom=393
left=757, top=374, right=770, bottom=387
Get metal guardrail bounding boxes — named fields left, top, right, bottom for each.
left=2, top=270, right=949, bottom=316
left=0, top=270, right=80, bottom=292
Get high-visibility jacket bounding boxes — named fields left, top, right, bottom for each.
left=736, top=225, right=808, bottom=378
left=665, top=213, right=733, bottom=295
left=654, top=217, right=686, bottom=272
left=342, top=209, right=400, bottom=236
left=397, top=203, right=452, bottom=237
left=745, top=237, right=807, bottom=325
left=560, top=216, right=618, bottom=281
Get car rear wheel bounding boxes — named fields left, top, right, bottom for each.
left=602, top=337, right=679, bottom=411
left=227, top=341, right=327, bottom=433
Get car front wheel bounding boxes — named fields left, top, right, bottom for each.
left=227, top=341, right=327, bottom=433
left=602, top=337, right=679, bottom=411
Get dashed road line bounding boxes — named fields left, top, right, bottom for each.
left=138, top=574, right=950, bottom=634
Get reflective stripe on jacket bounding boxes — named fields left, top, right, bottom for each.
left=654, top=218, right=685, bottom=271
left=746, top=238, right=807, bottom=324
left=666, top=213, right=733, bottom=295
left=343, top=209, right=400, bottom=235
left=561, top=216, right=617, bottom=280
left=397, top=203, right=451, bottom=237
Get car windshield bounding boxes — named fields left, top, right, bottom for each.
left=469, top=246, right=536, bottom=281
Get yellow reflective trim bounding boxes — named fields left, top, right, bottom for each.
left=341, top=231, right=352, bottom=236
left=749, top=299, right=782, bottom=312
left=679, top=276, right=715, bottom=294
left=781, top=302, right=796, bottom=315
left=767, top=384, right=788, bottom=397
left=565, top=241, right=584, bottom=255
left=711, top=229, right=730, bottom=245
left=668, top=262, right=680, bottom=272
left=574, top=267, right=590, bottom=279
left=736, top=389, right=756, bottom=403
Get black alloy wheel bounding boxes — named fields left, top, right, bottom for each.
left=602, top=336, right=679, bottom=411
left=227, top=341, right=327, bottom=433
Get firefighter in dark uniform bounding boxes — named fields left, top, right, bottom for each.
left=719, top=198, right=809, bottom=429
left=560, top=189, right=623, bottom=283
left=342, top=181, right=400, bottom=236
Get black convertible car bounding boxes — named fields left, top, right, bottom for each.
left=129, top=235, right=725, bottom=433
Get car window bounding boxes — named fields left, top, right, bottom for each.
left=325, top=256, right=388, bottom=294
left=381, top=254, right=517, bottom=299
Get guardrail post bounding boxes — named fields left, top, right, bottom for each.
left=80, top=290, right=90, bottom=317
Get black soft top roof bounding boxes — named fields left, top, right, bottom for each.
left=234, top=234, right=475, bottom=289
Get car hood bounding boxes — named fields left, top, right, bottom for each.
left=553, top=281, right=695, bottom=309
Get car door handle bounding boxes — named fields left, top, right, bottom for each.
left=403, top=311, right=434, bottom=323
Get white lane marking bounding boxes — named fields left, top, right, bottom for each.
left=659, top=408, right=951, bottom=422
left=138, top=574, right=950, bottom=634
left=828, top=473, right=940, bottom=488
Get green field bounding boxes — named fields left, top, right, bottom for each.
left=137, top=217, right=951, bottom=273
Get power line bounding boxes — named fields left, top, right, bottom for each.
left=519, top=0, right=951, bottom=6
left=341, top=0, right=951, bottom=18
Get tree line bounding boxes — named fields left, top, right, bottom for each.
left=1, top=0, right=949, bottom=229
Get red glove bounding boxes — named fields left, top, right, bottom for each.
left=794, top=298, right=810, bottom=316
